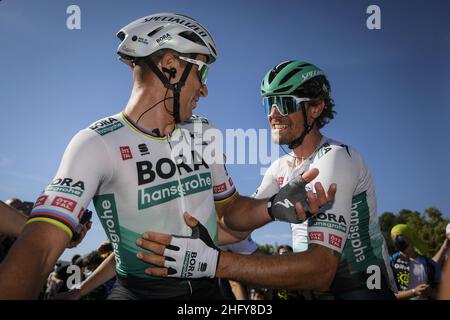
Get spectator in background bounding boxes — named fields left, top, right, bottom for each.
left=438, top=244, right=450, bottom=300
left=433, top=223, right=450, bottom=267
left=277, top=245, right=293, bottom=256
left=71, top=254, right=81, bottom=266
left=219, top=235, right=260, bottom=300
left=0, top=199, right=28, bottom=236
left=52, top=241, right=117, bottom=300
left=390, top=224, right=440, bottom=300
left=250, top=287, right=269, bottom=300
left=0, top=198, right=36, bottom=264
left=97, top=240, right=113, bottom=260
left=272, top=245, right=305, bottom=300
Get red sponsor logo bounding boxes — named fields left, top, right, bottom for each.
left=77, top=207, right=85, bottom=220
left=34, top=195, right=48, bottom=207
left=329, top=234, right=343, bottom=249
left=278, top=177, right=285, bottom=186
left=228, top=177, right=234, bottom=187
left=213, top=183, right=227, bottom=194
left=309, top=231, right=324, bottom=241
left=51, top=196, right=77, bottom=213
left=120, top=146, right=133, bottom=160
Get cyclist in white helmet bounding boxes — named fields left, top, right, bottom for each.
left=134, top=60, right=397, bottom=300
left=0, top=14, right=334, bottom=299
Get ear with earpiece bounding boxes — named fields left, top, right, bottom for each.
left=162, top=67, right=177, bottom=79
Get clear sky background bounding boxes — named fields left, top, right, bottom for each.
left=1, top=0, right=449, bottom=261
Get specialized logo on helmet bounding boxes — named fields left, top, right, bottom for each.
left=156, top=33, right=172, bottom=46
left=143, top=15, right=210, bottom=38
left=301, top=70, right=324, bottom=82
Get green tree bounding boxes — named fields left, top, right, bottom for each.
left=379, top=207, right=449, bottom=257
left=257, top=244, right=276, bottom=255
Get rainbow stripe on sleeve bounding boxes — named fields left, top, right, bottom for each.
left=214, top=187, right=238, bottom=204
left=27, top=209, right=79, bottom=239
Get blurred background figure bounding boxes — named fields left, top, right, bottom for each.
left=438, top=223, right=450, bottom=300
left=219, top=235, right=259, bottom=300
left=277, top=245, right=293, bottom=256
left=5, top=198, right=34, bottom=216
left=272, top=245, right=306, bottom=300
left=433, top=223, right=450, bottom=267
left=390, top=224, right=441, bottom=300
left=250, top=287, right=269, bottom=300
left=50, top=240, right=116, bottom=300
left=0, top=198, right=30, bottom=263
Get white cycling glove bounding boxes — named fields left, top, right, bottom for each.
left=163, top=221, right=220, bottom=279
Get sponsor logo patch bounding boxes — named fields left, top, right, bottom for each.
left=90, top=117, right=124, bottom=136
left=309, top=231, right=324, bottom=241
left=34, top=195, right=48, bottom=208
left=329, top=234, right=343, bottom=249
left=120, top=146, right=133, bottom=161
left=46, top=178, right=85, bottom=197
left=213, top=183, right=227, bottom=194
left=51, top=196, right=77, bottom=213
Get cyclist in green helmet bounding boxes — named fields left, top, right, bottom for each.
left=135, top=60, right=397, bottom=300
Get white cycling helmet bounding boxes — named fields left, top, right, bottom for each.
left=117, top=13, right=218, bottom=64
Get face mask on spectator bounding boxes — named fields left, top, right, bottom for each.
left=393, top=235, right=409, bottom=252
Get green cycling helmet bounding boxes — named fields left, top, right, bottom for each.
left=261, top=60, right=325, bottom=96
left=261, top=60, right=328, bottom=150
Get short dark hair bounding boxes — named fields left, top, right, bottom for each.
left=276, top=245, right=293, bottom=254
left=84, top=251, right=104, bottom=271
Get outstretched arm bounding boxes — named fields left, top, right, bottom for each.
left=0, top=222, right=69, bottom=299
left=216, top=244, right=339, bottom=290
left=136, top=213, right=339, bottom=290
left=216, top=168, right=336, bottom=232
left=433, top=239, right=449, bottom=265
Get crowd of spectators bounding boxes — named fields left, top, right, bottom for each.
left=1, top=197, right=449, bottom=300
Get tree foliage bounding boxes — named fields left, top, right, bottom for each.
left=257, top=243, right=276, bottom=255
left=379, top=207, right=449, bottom=256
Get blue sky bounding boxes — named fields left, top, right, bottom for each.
left=1, top=0, right=449, bottom=260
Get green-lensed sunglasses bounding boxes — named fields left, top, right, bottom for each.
left=178, top=56, right=209, bottom=86
left=262, top=95, right=311, bottom=116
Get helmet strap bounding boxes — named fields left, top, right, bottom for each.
left=142, top=54, right=195, bottom=124
left=288, top=103, right=315, bottom=149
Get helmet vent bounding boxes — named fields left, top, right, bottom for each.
left=275, top=61, right=292, bottom=72
left=179, top=31, right=204, bottom=46
left=279, top=68, right=301, bottom=86
left=148, top=26, right=164, bottom=37
left=117, top=31, right=126, bottom=41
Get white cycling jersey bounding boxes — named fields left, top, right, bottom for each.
left=28, top=112, right=237, bottom=279
left=254, top=136, right=395, bottom=293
